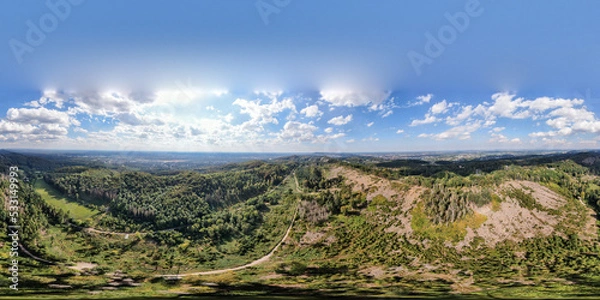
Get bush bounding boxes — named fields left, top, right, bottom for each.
left=275, top=261, right=307, bottom=276
left=289, top=261, right=307, bottom=276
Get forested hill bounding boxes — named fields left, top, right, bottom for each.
left=43, top=161, right=296, bottom=230
left=0, top=150, right=60, bottom=174
left=1, top=151, right=600, bottom=297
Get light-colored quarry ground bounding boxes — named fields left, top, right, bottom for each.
left=69, top=262, right=98, bottom=272
left=300, top=229, right=337, bottom=246
left=328, top=167, right=597, bottom=248
left=328, top=166, right=423, bottom=236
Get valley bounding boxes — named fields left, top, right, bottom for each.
left=1, top=150, right=599, bottom=299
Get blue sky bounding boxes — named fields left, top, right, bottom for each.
left=1, top=0, right=600, bottom=152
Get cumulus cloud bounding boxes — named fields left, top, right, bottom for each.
left=320, top=90, right=390, bottom=107
left=233, top=97, right=296, bottom=131
left=489, top=132, right=521, bottom=144
left=114, top=112, right=165, bottom=126
left=154, top=88, right=226, bottom=106
left=0, top=120, right=36, bottom=135
left=410, top=115, right=438, bottom=126
left=4, top=89, right=600, bottom=151
left=26, top=90, right=69, bottom=109
left=423, top=92, right=597, bottom=142
left=362, top=136, right=379, bottom=142
left=300, top=104, right=322, bottom=118
left=430, top=100, right=450, bottom=115
left=410, top=100, right=453, bottom=126
left=418, top=94, right=432, bottom=103
left=419, top=122, right=481, bottom=140
left=277, top=121, right=346, bottom=144
left=445, top=105, right=481, bottom=126
left=409, top=94, right=433, bottom=106
left=68, top=91, right=153, bottom=116
left=0, top=106, right=78, bottom=142
left=327, top=114, right=353, bottom=126
left=6, top=107, right=72, bottom=126
left=278, top=121, right=318, bottom=142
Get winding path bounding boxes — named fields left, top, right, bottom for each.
left=156, top=173, right=302, bottom=278
left=18, top=244, right=58, bottom=265
left=23, top=171, right=302, bottom=276
left=157, top=207, right=297, bottom=278
left=67, top=222, right=183, bottom=236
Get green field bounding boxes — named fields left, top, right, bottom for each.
left=34, top=179, right=100, bottom=221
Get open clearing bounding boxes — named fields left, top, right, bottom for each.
left=35, top=180, right=100, bottom=220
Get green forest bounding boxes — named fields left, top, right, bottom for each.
left=0, top=151, right=599, bottom=299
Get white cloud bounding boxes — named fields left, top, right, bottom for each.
left=430, top=100, right=449, bottom=115
left=430, top=92, right=597, bottom=142
left=114, top=112, right=165, bottom=126
left=446, top=105, right=476, bottom=126
left=31, top=90, right=69, bottom=109
left=223, top=113, right=234, bottom=123
left=528, top=104, right=600, bottom=137
left=327, top=114, right=353, bottom=126
left=66, top=91, right=154, bottom=116
left=361, top=136, right=379, bottom=142
left=487, top=92, right=527, bottom=119
left=6, top=89, right=600, bottom=151
left=300, top=104, right=322, bottom=118
left=486, top=92, right=586, bottom=121
left=0, top=120, right=36, bottom=135
left=420, top=122, right=481, bottom=140
left=154, top=88, right=227, bottom=106
left=328, top=133, right=346, bottom=140
left=411, top=100, right=454, bottom=126
left=320, top=90, right=390, bottom=107
left=412, top=94, right=433, bottom=106
left=253, top=90, right=283, bottom=100
left=233, top=97, right=296, bottom=131
left=278, top=121, right=318, bottom=142
left=410, top=115, right=438, bottom=126
left=489, top=132, right=521, bottom=144
left=6, top=107, right=72, bottom=126
left=277, top=121, right=346, bottom=144
left=541, top=138, right=569, bottom=147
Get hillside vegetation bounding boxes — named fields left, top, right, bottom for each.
left=0, top=151, right=599, bottom=298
